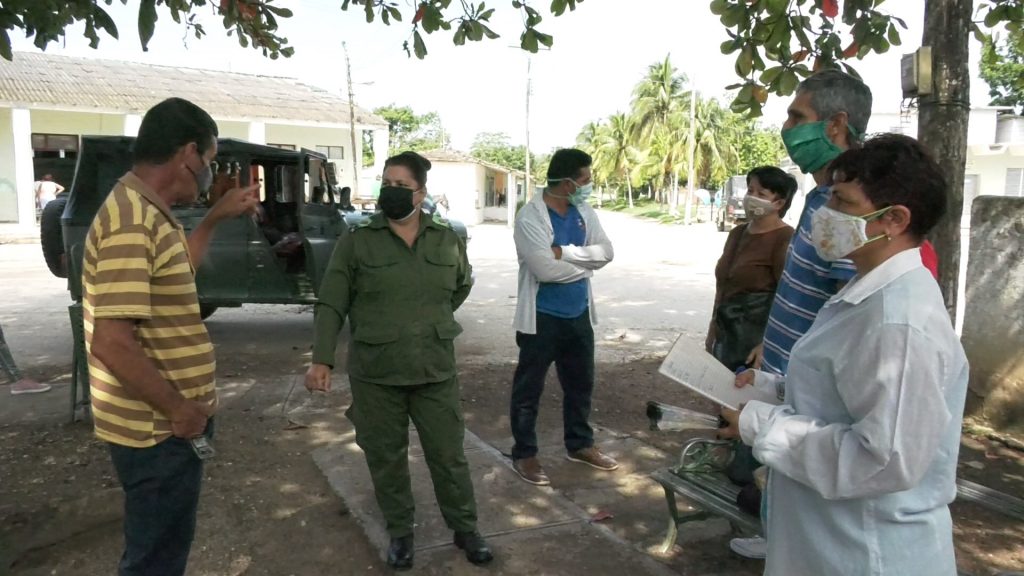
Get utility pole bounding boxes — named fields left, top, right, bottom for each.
left=343, top=41, right=360, bottom=198
left=525, top=56, right=532, bottom=200
left=684, top=81, right=697, bottom=225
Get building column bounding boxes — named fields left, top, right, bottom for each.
left=372, top=128, right=388, bottom=177
left=123, top=113, right=143, bottom=136
left=247, top=121, right=266, bottom=145
left=507, top=173, right=518, bottom=227
left=12, top=108, right=35, bottom=226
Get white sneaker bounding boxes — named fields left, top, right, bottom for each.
left=10, top=379, right=51, bottom=395
left=729, top=536, right=767, bottom=560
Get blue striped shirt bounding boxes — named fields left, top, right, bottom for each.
left=761, top=186, right=856, bottom=376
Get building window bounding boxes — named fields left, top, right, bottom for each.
left=32, top=133, right=79, bottom=159
left=268, top=143, right=296, bottom=150
left=1006, top=168, right=1023, bottom=197
left=316, top=145, right=344, bottom=159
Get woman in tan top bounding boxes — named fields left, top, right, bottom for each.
left=706, top=166, right=797, bottom=371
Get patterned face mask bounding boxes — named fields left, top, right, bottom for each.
left=810, top=204, right=892, bottom=261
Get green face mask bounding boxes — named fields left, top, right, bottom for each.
left=781, top=121, right=859, bottom=174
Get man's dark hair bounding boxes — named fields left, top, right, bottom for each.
left=547, top=148, right=592, bottom=185
left=798, top=69, right=873, bottom=143
left=133, top=98, right=218, bottom=164
left=384, top=151, right=432, bottom=187
left=829, top=133, right=948, bottom=239
left=747, top=166, right=798, bottom=218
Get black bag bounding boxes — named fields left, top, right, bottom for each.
left=713, top=291, right=773, bottom=372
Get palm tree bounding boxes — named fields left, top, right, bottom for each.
left=629, top=55, right=691, bottom=207
left=594, top=112, right=638, bottom=208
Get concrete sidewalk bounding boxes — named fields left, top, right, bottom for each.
left=0, top=223, right=40, bottom=245
left=311, top=403, right=739, bottom=576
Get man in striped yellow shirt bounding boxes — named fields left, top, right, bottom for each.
left=84, top=97, right=258, bottom=576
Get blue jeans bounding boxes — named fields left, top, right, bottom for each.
left=510, top=311, right=595, bottom=460
left=107, top=419, right=214, bottom=576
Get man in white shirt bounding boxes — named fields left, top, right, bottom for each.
left=34, top=174, right=65, bottom=211
left=509, top=148, right=616, bottom=486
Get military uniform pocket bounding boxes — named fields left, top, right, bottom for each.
left=424, top=247, right=458, bottom=291
left=351, top=325, right=401, bottom=379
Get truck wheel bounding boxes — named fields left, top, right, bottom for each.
left=199, top=305, right=218, bottom=320
left=40, top=195, right=68, bottom=278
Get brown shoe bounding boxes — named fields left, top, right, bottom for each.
left=512, top=457, right=551, bottom=486
left=567, top=447, right=619, bottom=471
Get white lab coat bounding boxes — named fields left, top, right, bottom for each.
left=740, top=248, right=968, bottom=576
left=512, top=192, right=613, bottom=334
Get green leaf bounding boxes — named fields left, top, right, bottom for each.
left=266, top=5, right=294, bottom=18
left=536, top=31, right=554, bottom=48
left=760, top=65, right=784, bottom=84
left=710, top=0, right=729, bottom=16
left=387, top=7, right=402, bottom=22
left=0, top=29, right=12, bottom=61
left=281, top=46, right=295, bottom=57
left=138, top=0, right=158, bottom=50
left=984, top=8, right=1002, bottom=28
left=480, top=8, right=495, bottom=20
left=413, top=30, right=427, bottom=59
left=779, top=69, right=799, bottom=94
left=93, top=7, right=119, bottom=39
left=522, top=28, right=539, bottom=52
left=551, top=0, right=569, bottom=17
left=453, top=26, right=467, bottom=45
left=720, top=39, right=739, bottom=54
left=736, top=44, right=754, bottom=77
left=480, top=23, right=500, bottom=39
left=468, top=21, right=483, bottom=41
left=365, top=2, right=375, bottom=23
left=886, top=24, right=901, bottom=46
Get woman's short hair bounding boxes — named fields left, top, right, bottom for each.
left=746, top=166, right=798, bottom=218
left=384, top=151, right=432, bottom=188
left=829, top=133, right=948, bottom=239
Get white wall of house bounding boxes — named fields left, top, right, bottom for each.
left=0, top=108, right=21, bottom=222
left=265, top=123, right=355, bottom=189
left=427, top=162, right=481, bottom=225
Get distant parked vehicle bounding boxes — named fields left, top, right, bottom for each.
left=715, top=175, right=748, bottom=232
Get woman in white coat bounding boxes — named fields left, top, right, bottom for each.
left=720, top=133, right=967, bottom=576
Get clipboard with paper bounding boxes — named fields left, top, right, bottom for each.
left=658, top=335, right=780, bottom=410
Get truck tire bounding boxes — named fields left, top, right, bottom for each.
left=199, top=305, right=218, bottom=320
left=40, top=195, right=68, bottom=278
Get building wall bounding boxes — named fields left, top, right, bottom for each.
left=0, top=108, right=18, bottom=221
left=28, top=109, right=127, bottom=136
left=427, top=162, right=481, bottom=225
left=264, top=123, right=356, bottom=189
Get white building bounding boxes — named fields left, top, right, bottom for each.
left=419, top=150, right=525, bottom=225
left=0, top=52, right=389, bottom=225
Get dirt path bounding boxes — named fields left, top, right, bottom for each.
left=3, top=357, right=1022, bottom=576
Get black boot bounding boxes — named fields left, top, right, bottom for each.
left=386, top=534, right=414, bottom=571
left=454, top=530, right=494, bottom=565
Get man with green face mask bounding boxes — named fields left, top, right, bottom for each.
left=728, top=69, right=872, bottom=561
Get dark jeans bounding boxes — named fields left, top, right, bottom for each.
left=107, top=419, right=214, bottom=576
left=510, top=310, right=595, bottom=460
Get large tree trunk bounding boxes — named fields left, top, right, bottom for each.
left=919, top=0, right=972, bottom=320
left=627, top=178, right=634, bottom=209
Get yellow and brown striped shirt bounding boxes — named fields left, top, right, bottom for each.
left=83, top=172, right=216, bottom=447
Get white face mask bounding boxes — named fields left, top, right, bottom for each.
left=742, top=195, right=778, bottom=219
left=810, top=205, right=892, bottom=261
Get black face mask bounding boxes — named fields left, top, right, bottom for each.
left=379, top=186, right=417, bottom=221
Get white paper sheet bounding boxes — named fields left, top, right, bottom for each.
left=658, top=335, right=780, bottom=410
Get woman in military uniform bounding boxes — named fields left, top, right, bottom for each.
left=305, top=151, right=492, bottom=570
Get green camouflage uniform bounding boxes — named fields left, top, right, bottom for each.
left=312, top=211, right=476, bottom=537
